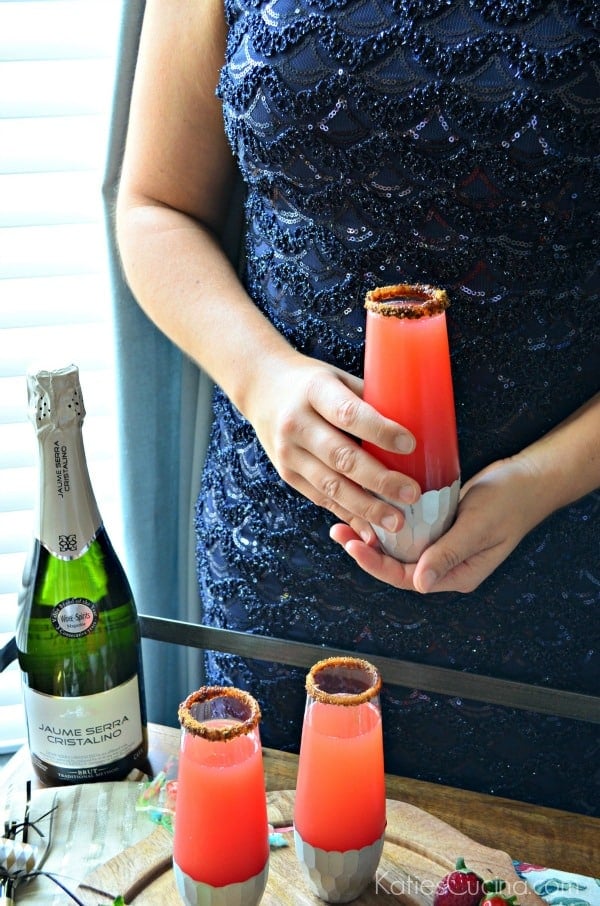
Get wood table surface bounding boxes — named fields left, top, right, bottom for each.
left=2, top=722, right=598, bottom=878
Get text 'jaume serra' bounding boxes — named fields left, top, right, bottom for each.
left=54, top=440, right=70, bottom=498
left=38, top=716, right=131, bottom=746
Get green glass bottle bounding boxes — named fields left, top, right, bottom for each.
left=17, top=365, right=148, bottom=784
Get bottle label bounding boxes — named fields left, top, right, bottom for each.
left=39, top=435, right=102, bottom=558
left=50, top=598, right=98, bottom=638
left=23, top=676, right=144, bottom=769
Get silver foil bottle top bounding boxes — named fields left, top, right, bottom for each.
left=26, top=364, right=86, bottom=433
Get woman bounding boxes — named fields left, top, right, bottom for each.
left=116, top=0, right=599, bottom=814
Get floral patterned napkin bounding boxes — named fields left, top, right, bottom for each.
left=515, top=862, right=600, bottom=906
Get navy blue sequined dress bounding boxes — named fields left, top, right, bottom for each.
left=196, top=0, right=600, bottom=815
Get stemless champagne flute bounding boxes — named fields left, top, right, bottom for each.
left=363, top=283, right=461, bottom=562
left=173, top=686, right=270, bottom=906
left=294, top=657, right=386, bottom=903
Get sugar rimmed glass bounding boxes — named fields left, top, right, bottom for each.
left=294, top=657, right=386, bottom=903
left=172, top=686, right=270, bottom=906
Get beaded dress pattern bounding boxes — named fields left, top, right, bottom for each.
left=196, top=0, right=600, bottom=814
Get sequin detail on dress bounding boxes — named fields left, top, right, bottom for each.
left=196, top=0, right=600, bottom=815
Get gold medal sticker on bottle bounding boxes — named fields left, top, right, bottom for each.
left=50, top=598, right=98, bottom=638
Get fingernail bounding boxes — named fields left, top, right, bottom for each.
left=395, top=434, right=415, bottom=453
left=399, top=485, right=417, bottom=504
left=420, top=569, right=438, bottom=593
left=381, top=514, right=399, bottom=532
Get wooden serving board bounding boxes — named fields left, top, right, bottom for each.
left=77, top=790, right=546, bottom=906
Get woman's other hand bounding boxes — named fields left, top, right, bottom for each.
left=331, top=392, right=600, bottom=593
left=331, top=457, right=537, bottom=592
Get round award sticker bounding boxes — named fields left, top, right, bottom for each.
left=51, top=598, right=98, bottom=638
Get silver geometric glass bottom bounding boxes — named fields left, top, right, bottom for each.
left=294, top=829, right=385, bottom=903
left=173, top=859, right=269, bottom=906
left=372, top=477, right=461, bottom=562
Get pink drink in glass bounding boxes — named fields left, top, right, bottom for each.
left=363, top=283, right=459, bottom=492
left=294, top=698, right=385, bottom=851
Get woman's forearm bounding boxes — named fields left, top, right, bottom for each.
left=114, top=0, right=424, bottom=533
left=115, top=200, right=298, bottom=419
left=514, top=391, right=600, bottom=521
left=114, top=0, right=299, bottom=422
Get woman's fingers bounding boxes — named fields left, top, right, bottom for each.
left=285, top=421, right=419, bottom=525
left=307, top=369, right=415, bottom=453
left=252, top=360, right=420, bottom=527
left=287, top=460, right=408, bottom=533
left=329, top=523, right=416, bottom=588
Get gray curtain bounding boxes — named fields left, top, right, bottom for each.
left=102, top=0, right=214, bottom=727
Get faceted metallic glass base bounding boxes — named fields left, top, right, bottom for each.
left=294, top=829, right=385, bottom=903
left=373, top=477, right=460, bottom=563
left=173, top=859, right=269, bottom=906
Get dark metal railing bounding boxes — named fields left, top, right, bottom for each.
left=3, top=615, right=599, bottom=724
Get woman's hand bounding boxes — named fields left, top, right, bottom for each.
left=244, top=354, right=422, bottom=534
left=330, top=456, right=549, bottom=593
left=331, top=391, right=600, bottom=593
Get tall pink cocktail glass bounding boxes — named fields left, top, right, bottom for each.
left=363, top=283, right=461, bottom=561
left=173, top=686, right=269, bottom=906
left=294, top=657, right=386, bottom=903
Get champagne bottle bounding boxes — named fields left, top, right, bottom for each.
left=16, top=364, right=148, bottom=784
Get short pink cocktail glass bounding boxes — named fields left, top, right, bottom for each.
left=363, top=283, right=461, bottom=561
left=294, top=657, right=386, bottom=903
left=173, top=686, right=269, bottom=906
